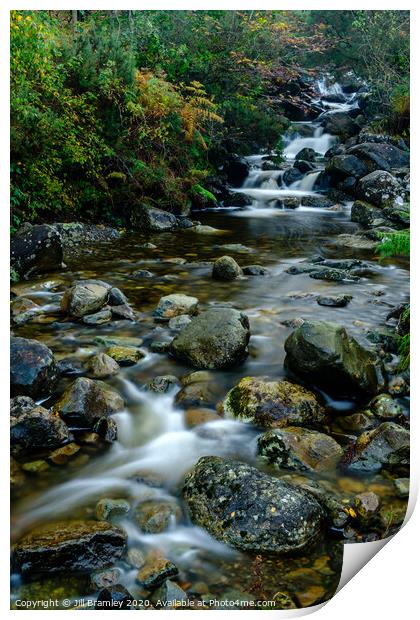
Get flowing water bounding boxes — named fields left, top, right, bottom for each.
left=11, top=78, right=409, bottom=608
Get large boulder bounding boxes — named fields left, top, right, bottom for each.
left=183, top=456, right=324, bottom=553
left=11, top=337, right=59, bottom=398
left=257, top=427, right=343, bottom=473
left=356, top=171, right=404, bottom=208
left=325, top=154, right=369, bottom=180
left=130, top=204, right=178, bottom=232
left=55, top=377, right=124, bottom=427
left=10, top=397, right=70, bottom=456
left=347, top=422, right=410, bottom=473
left=212, top=256, right=243, bottom=281
left=323, top=112, right=358, bottom=139
left=12, top=520, right=126, bottom=575
left=348, top=142, right=409, bottom=173
left=170, top=309, right=250, bottom=369
left=222, top=154, right=250, bottom=187
left=154, top=294, right=198, bottom=321
left=351, top=200, right=390, bottom=228
left=61, top=280, right=110, bottom=318
left=11, top=224, right=63, bottom=278
left=223, top=377, right=326, bottom=428
left=284, top=321, right=385, bottom=395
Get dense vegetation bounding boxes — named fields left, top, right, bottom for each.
left=10, top=10, right=409, bottom=226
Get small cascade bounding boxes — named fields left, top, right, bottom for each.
left=291, top=170, right=322, bottom=192
left=283, top=126, right=335, bottom=159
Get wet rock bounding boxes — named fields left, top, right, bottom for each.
left=22, top=459, right=50, bottom=474
left=154, top=293, right=199, bottom=321
left=61, top=281, right=109, bottom=318
left=10, top=398, right=70, bottom=456
left=218, top=243, right=256, bottom=254
left=96, top=585, right=134, bottom=609
left=368, top=394, right=404, bottom=420
left=242, top=265, right=270, bottom=276
left=56, top=377, right=124, bottom=427
left=136, top=550, right=178, bottom=589
left=222, top=154, right=250, bottom=187
left=110, top=304, right=136, bottom=321
left=317, top=295, right=352, bottom=307
left=284, top=321, right=385, bottom=395
left=300, top=195, right=336, bottom=209
left=130, top=204, right=178, bottom=232
left=57, top=357, right=86, bottom=377
left=347, top=422, right=410, bottom=473
left=94, top=335, right=143, bottom=348
left=82, top=309, right=112, bottom=325
left=309, top=268, right=359, bottom=283
left=183, top=456, right=324, bottom=553
left=185, top=408, right=221, bottom=427
left=348, top=142, right=409, bottom=173
left=105, top=345, right=144, bottom=366
left=335, top=411, right=375, bottom=433
left=150, top=341, right=171, bottom=354
left=107, top=287, right=127, bottom=306
left=354, top=491, right=380, bottom=519
left=11, top=337, right=59, bottom=398
left=258, top=427, right=343, bottom=473
left=326, top=154, right=369, bottom=180
left=351, top=200, right=390, bottom=228
left=91, top=568, right=123, bottom=591
left=394, top=477, right=410, bottom=498
left=11, top=224, right=63, bottom=278
left=170, top=308, right=250, bottom=369
left=52, top=223, right=121, bottom=252
left=294, top=159, right=317, bottom=173
left=127, top=548, right=146, bottom=569
left=189, top=224, right=224, bottom=235
left=13, top=520, right=127, bottom=575
left=134, top=499, right=182, bottom=533
left=95, top=498, right=131, bottom=521
left=323, top=112, right=358, bottom=139
left=356, top=171, right=404, bottom=207
left=11, top=457, right=25, bottom=490
left=150, top=580, right=188, bottom=607
left=132, top=269, right=154, bottom=279
left=283, top=167, right=303, bottom=186
left=147, top=375, right=180, bottom=393
left=224, top=377, right=326, bottom=428
left=176, top=372, right=219, bottom=408
left=168, top=314, right=191, bottom=330
left=48, top=442, right=80, bottom=465
left=94, top=417, right=118, bottom=443
left=328, top=233, right=378, bottom=251
left=212, top=255, right=243, bottom=280
left=11, top=297, right=41, bottom=325
left=295, top=147, right=317, bottom=162
left=86, top=353, right=120, bottom=379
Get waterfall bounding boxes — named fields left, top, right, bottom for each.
left=292, top=170, right=322, bottom=192
left=283, top=127, right=335, bottom=159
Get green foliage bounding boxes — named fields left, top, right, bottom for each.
left=377, top=230, right=410, bottom=258
left=192, top=184, right=217, bottom=203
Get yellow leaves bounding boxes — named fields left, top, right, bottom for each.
left=344, top=507, right=358, bottom=519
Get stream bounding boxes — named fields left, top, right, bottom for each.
left=11, top=78, right=410, bottom=609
